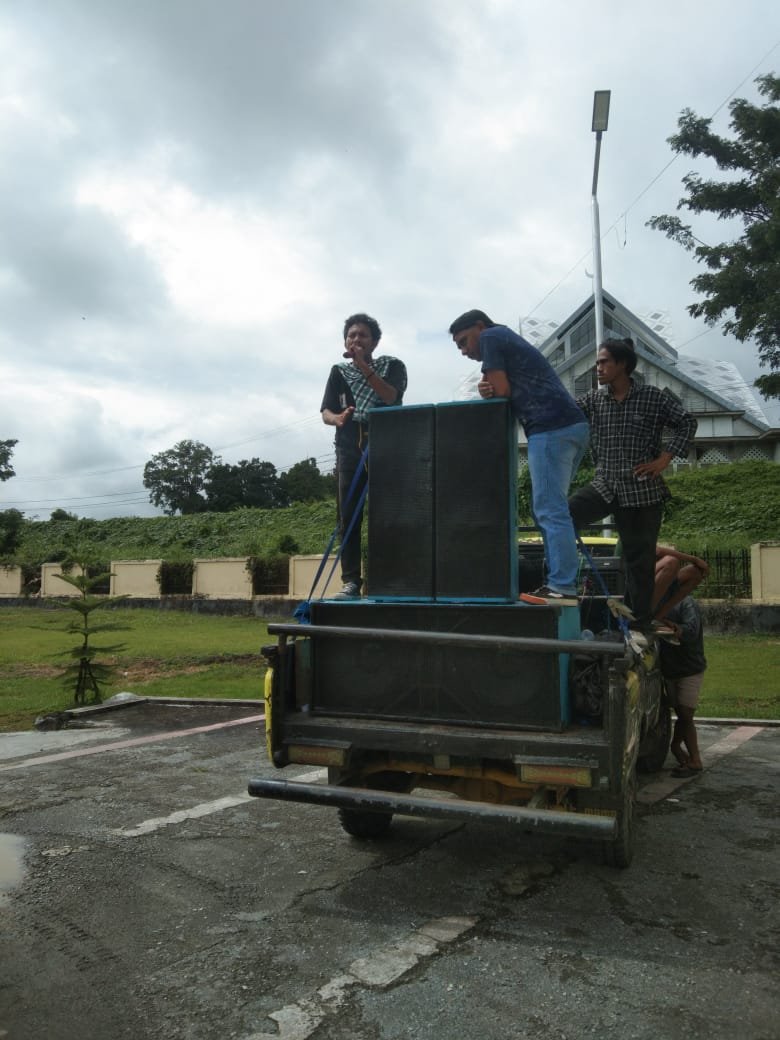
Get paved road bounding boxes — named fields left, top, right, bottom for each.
left=0, top=701, right=777, bottom=1040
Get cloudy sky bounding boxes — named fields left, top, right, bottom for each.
left=2, top=0, right=779, bottom=519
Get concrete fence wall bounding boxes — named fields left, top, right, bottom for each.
left=192, top=557, right=253, bottom=600
left=751, top=542, right=780, bottom=605
left=111, top=560, right=162, bottom=598
left=0, top=565, right=22, bottom=597
left=40, top=563, right=84, bottom=597
left=22, top=544, right=780, bottom=608
left=288, top=554, right=343, bottom=599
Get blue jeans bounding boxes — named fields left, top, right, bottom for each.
left=527, top=422, right=590, bottom=594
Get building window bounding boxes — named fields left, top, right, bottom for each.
left=570, top=315, right=595, bottom=354
left=575, top=368, right=596, bottom=395
left=549, top=343, right=565, bottom=368
left=603, top=314, right=630, bottom=339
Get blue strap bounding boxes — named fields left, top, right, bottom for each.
left=294, top=444, right=369, bottom=622
left=577, top=535, right=630, bottom=639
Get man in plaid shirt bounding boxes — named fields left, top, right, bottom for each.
left=569, top=337, right=697, bottom=632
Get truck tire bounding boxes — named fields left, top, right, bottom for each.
left=337, top=807, right=393, bottom=839
left=335, top=771, right=411, bottom=840
left=637, top=703, right=672, bottom=773
left=602, top=771, right=636, bottom=869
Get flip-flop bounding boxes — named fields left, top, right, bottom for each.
left=671, top=765, right=703, bottom=778
left=607, top=597, right=635, bottom=620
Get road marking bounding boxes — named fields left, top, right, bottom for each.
left=243, top=916, right=478, bottom=1040
left=0, top=714, right=265, bottom=771
left=114, top=768, right=327, bottom=837
left=114, top=794, right=254, bottom=836
left=638, top=724, right=764, bottom=804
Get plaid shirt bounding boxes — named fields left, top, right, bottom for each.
left=577, top=381, right=697, bottom=507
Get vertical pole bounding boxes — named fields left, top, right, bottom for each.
left=591, top=130, right=604, bottom=351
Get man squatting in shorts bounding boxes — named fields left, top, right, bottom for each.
left=450, top=309, right=590, bottom=601
left=658, top=595, right=706, bottom=777
left=320, top=313, right=407, bottom=599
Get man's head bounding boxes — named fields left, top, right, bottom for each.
left=449, top=309, right=495, bottom=361
left=343, top=312, right=382, bottom=353
left=596, top=336, right=637, bottom=385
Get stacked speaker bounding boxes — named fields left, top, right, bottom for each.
left=367, top=399, right=518, bottom=601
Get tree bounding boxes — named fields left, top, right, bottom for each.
left=647, top=73, right=780, bottom=399
left=143, top=440, right=219, bottom=515
left=279, top=457, right=336, bottom=502
left=1, top=439, right=17, bottom=481
left=53, top=568, right=128, bottom=705
left=204, top=458, right=286, bottom=511
left=50, top=508, right=79, bottom=522
left=0, top=508, right=24, bottom=557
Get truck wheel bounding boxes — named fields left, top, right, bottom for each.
left=337, top=808, right=393, bottom=839
left=602, top=772, right=636, bottom=869
left=637, top=703, right=672, bottom=773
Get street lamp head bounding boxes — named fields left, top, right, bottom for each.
left=592, top=90, right=611, bottom=133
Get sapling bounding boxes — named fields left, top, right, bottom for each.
left=52, top=568, right=128, bottom=705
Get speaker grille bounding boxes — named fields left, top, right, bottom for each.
left=309, top=601, right=563, bottom=729
left=368, top=405, right=435, bottom=598
left=435, top=401, right=517, bottom=600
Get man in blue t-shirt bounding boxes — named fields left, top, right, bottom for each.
left=449, top=309, right=589, bottom=602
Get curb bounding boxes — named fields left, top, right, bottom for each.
left=58, top=698, right=779, bottom=728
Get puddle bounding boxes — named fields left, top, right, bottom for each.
left=0, top=833, right=26, bottom=905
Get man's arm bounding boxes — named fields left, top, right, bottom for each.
left=345, top=347, right=400, bottom=406
left=575, top=392, right=594, bottom=420
left=320, top=366, right=354, bottom=426
left=660, top=388, right=698, bottom=460
left=634, top=451, right=674, bottom=479
left=634, top=389, right=697, bottom=478
left=322, top=407, right=354, bottom=428
left=656, top=545, right=709, bottom=575
left=479, top=370, right=511, bottom=398
left=671, top=597, right=701, bottom=644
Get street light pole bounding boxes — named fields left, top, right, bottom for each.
left=591, top=90, right=611, bottom=352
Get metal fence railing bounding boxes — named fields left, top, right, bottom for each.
left=695, top=549, right=751, bottom=600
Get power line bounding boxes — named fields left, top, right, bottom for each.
left=9, top=413, right=326, bottom=484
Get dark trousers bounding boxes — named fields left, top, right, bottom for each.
left=569, top=484, right=663, bottom=623
left=337, top=448, right=368, bottom=587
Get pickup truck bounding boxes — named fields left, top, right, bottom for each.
left=248, top=601, right=670, bottom=868
left=248, top=400, right=671, bottom=868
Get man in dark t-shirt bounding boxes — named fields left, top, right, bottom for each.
left=321, top=313, right=407, bottom=598
left=450, top=309, right=589, bottom=602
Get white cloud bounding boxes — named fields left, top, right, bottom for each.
left=77, top=168, right=329, bottom=326
left=1, top=0, right=778, bottom=520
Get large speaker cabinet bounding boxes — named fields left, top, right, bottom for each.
left=367, top=399, right=517, bottom=601
left=309, top=601, right=574, bottom=729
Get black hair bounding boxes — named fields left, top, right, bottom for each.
left=448, top=309, right=496, bottom=336
left=599, top=336, right=637, bottom=375
left=343, top=313, right=382, bottom=345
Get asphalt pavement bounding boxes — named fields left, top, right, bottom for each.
left=0, top=699, right=778, bottom=1040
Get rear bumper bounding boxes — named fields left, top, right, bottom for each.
left=247, top=777, right=616, bottom=839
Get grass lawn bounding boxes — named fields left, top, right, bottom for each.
left=701, top=634, right=780, bottom=719
left=0, top=607, right=778, bottom=732
left=0, top=607, right=275, bottom=732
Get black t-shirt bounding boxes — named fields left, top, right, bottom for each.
left=320, top=356, right=407, bottom=454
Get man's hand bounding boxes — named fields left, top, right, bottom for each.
left=334, top=406, right=355, bottom=427
left=477, top=378, right=494, bottom=399
left=634, top=451, right=673, bottom=479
